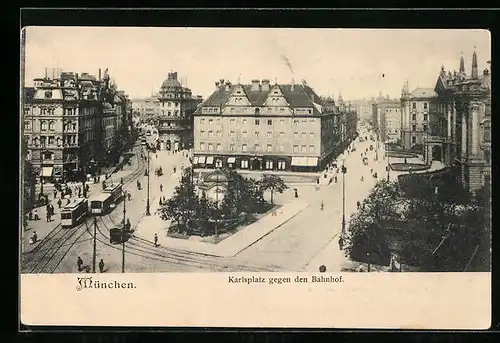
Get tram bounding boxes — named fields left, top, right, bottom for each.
left=61, top=198, right=89, bottom=227
left=103, top=183, right=123, bottom=207
left=89, top=192, right=113, bottom=215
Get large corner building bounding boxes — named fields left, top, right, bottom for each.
left=192, top=79, right=355, bottom=172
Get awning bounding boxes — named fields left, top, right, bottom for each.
left=193, top=156, right=199, bottom=164
left=291, top=157, right=308, bottom=167
left=227, top=157, right=236, bottom=163
left=41, top=166, right=53, bottom=177
left=206, top=156, right=214, bottom=165
left=307, top=157, right=318, bottom=167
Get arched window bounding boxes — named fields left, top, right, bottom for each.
left=56, top=137, right=62, bottom=147
left=72, top=122, right=77, bottom=131
left=33, top=137, right=39, bottom=147
left=41, top=121, right=47, bottom=131
left=49, top=121, right=55, bottom=131
left=255, top=108, right=260, bottom=115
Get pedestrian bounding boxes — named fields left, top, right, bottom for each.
left=357, top=201, right=361, bottom=209
left=173, top=167, right=176, bottom=174
left=121, top=177, right=124, bottom=185
left=334, top=176, right=338, bottom=183
left=162, top=196, right=166, bottom=204
left=294, top=189, right=298, bottom=198
left=127, top=192, right=131, bottom=201
left=57, top=198, right=62, bottom=209
left=320, top=201, right=324, bottom=210
left=370, top=168, right=373, bottom=175
left=338, top=236, right=344, bottom=251
left=126, top=219, right=131, bottom=231
left=77, top=257, right=84, bottom=272
left=360, top=176, right=364, bottom=182
left=159, top=198, right=163, bottom=206
left=404, top=158, right=407, bottom=164
left=154, top=233, right=158, bottom=247
left=53, top=189, right=57, bottom=199
left=28, top=210, right=33, bottom=220
left=98, top=259, right=105, bottom=273
left=34, top=209, right=39, bottom=220
left=32, top=231, right=38, bottom=243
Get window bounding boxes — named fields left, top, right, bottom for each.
left=242, top=144, right=248, bottom=152
left=48, top=136, right=55, bottom=145
left=265, top=160, right=274, bottom=170
left=293, top=145, right=299, bottom=153
left=230, top=144, right=235, bottom=151
left=216, top=143, right=222, bottom=151
left=230, top=107, right=235, bottom=112
left=200, top=118, right=205, bottom=124
left=301, top=132, right=306, bottom=140
left=200, top=130, right=205, bottom=137
left=56, top=137, right=62, bottom=147
left=241, top=160, right=249, bottom=169
left=424, top=103, right=428, bottom=109
left=174, top=110, right=179, bottom=116
left=168, top=102, right=171, bottom=107
left=230, top=131, right=235, bottom=137
left=243, top=119, right=248, bottom=125
left=309, top=145, right=315, bottom=153
left=209, top=119, right=214, bottom=124
left=267, top=119, right=272, bottom=126
left=230, top=119, right=235, bottom=125
left=208, top=143, right=213, bottom=151
left=309, top=133, right=314, bottom=140
left=423, top=125, right=428, bottom=132
left=412, top=103, right=416, bottom=109
left=423, top=113, right=428, bottom=121
left=242, top=131, right=248, bottom=137
left=255, top=131, right=260, bottom=138
left=24, top=121, right=31, bottom=130
left=412, top=136, right=416, bottom=144
left=208, top=131, right=213, bottom=137
left=279, top=144, right=284, bottom=152
left=216, top=131, right=221, bottom=137
left=267, top=144, right=272, bottom=152
left=267, top=132, right=272, bottom=138
left=280, top=119, right=284, bottom=125
left=279, top=132, right=284, bottom=138
left=168, top=111, right=171, bottom=116
left=280, top=108, right=284, bottom=114
left=255, top=119, right=260, bottom=125
left=412, top=113, right=417, bottom=121
left=301, top=145, right=306, bottom=153
left=294, top=132, right=299, bottom=139
left=200, top=142, right=206, bottom=151
left=41, top=121, right=47, bottom=131
left=412, top=125, right=416, bottom=131
left=255, top=144, right=260, bottom=152
left=293, top=120, right=299, bottom=126
left=310, top=119, right=315, bottom=124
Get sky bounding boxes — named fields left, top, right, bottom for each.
left=23, top=27, right=491, bottom=101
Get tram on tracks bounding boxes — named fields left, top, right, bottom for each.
left=89, top=192, right=113, bottom=215
left=103, top=183, right=123, bottom=208
left=61, top=198, right=89, bottom=227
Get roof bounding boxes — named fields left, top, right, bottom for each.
left=410, top=88, right=437, bottom=99
left=197, top=83, right=325, bottom=115
left=24, top=87, right=35, bottom=102
left=203, top=169, right=230, bottom=183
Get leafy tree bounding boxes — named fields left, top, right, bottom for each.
left=259, top=174, right=289, bottom=204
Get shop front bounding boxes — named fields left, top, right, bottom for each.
left=291, top=156, right=319, bottom=172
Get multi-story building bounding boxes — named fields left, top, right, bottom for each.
left=131, top=95, right=160, bottom=118
left=433, top=50, right=491, bottom=193
left=23, top=68, right=130, bottom=183
left=192, top=78, right=342, bottom=172
left=400, top=85, right=438, bottom=151
left=350, top=98, right=374, bottom=124
left=155, top=72, right=203, bottom=151
left=373, top=99, right=401, bottom=143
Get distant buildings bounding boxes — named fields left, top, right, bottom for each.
left=131, top=95, right=160, bottom=118
left=372, top=94, right=400, bottom=143
left=192, top=78, right=356, bottom=172
left=156, top=72, right=203, bottom=151
left=23, top=68, right=133, bottom=184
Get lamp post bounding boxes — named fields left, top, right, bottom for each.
left=39, top=142, right=47, bottom=198
left=341, top=163, right=347, bottom=236
left=122, top=190, right=127, bottom=273
left=386, top=144, right=390, bottom=182
left=145, top=149, right=151, bottom=216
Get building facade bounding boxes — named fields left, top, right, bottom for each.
left=193, top=79, right=346, bottom=172
left=131, top=95, right=160, bottom=119
left=372, top=97, right=400, bottom=144
left=23, top=68, right=131, bottom=183
left=155, top=72, right=203, bottom=151
left=433, top=51, right=491, bottom=193
left=400, top=85, right=438, bottom=151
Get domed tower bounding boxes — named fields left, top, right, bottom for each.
left=156, top=72, right=202, bottom=152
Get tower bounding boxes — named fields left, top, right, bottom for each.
left=471, top=48, right=478, bottom=79
left=459, top=53, right=465, bottom=74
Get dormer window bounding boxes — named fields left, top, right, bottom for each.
left=255, top=108, right=260, bottom=115
left=44, top=90, right=53, bottom=99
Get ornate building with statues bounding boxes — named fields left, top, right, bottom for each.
left=432, top=50, right=491, bottom=193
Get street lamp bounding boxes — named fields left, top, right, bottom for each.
left=386, top=145, right=391, bottom=182
left=341, top=163, right=347, bottom=236
left=39, top=141, right=47, bottom=199
left=145, top=148, right=151, bottom=216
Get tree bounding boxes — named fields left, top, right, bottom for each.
left=260, top=174, right=289, bottom=204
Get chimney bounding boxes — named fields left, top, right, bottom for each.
left=225, top=81, right=231, bottom=91
left=215, top=81, right=220, bottom=90
left=99, top=68, right=101, bottom=81
left=251, top=79, right=260, bottom=91
left=261, top=79, right=270, bottom=91
left=220, top=79, right=225, bottom=88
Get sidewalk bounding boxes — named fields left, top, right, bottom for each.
left=134, top=199, right=309, bottom=258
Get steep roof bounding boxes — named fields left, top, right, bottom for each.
left=197, top=83, right=325, bottom=115
left=410, top=88, right=437, bottom=99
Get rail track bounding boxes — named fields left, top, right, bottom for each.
left=22, top=146, right=147, bottom=274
